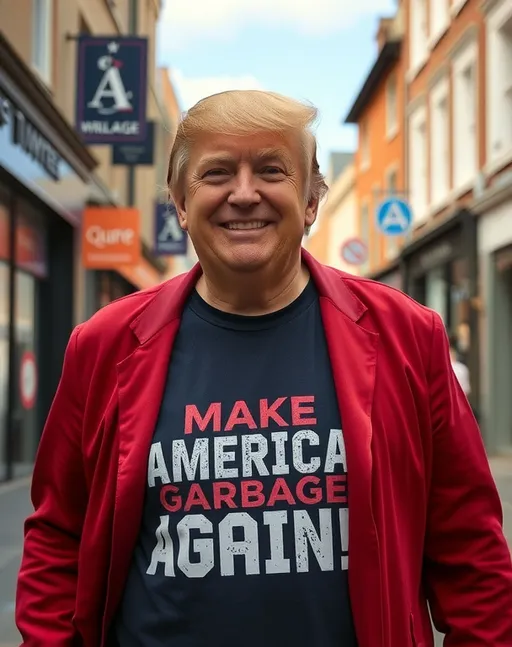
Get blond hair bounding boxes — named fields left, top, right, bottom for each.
left=167, top=90, right=328, bottom=204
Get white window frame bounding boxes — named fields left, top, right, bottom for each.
left=408, top=103, right=428, bottom=225
left=429, top=76, right=450, bottom=209
left=485, top=0, right=512, bottom=175
left=452, top=39, right=478, bottom=192
left=386, top=75, right=398, bottom=140
left=32, top=0, right=53, bottom=84
left=430, top=0, right=450, bottom=47
left=409, top=0, right=429, bottom=75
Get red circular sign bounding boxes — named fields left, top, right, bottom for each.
left=19, top=351, right=38, bottom=410
left=340, top=237, right=368, bottom=266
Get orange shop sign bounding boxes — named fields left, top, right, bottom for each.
left=82, top=207, right=140, bottom=269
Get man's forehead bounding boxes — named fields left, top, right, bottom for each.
left=190, top=132, right=299, bottom=165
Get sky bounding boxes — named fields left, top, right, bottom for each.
left=156, top=0, right=396, bottom=175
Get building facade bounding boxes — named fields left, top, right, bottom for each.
left=0, top=0, right=181, bottom=481
left=305, top=152, right=359, bottom=274
left=344, top=10, right=407, bottom=289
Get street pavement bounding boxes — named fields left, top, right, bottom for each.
left=0, top=460, right=511, bottom=647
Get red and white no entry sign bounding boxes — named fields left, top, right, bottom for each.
left=19, top=350, right=38, bottom=410
left=340, top=237, right=368, bottom=266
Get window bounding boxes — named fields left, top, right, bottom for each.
left=410, top=0, right=428, bottom=71
left=385, top=169, right=400, bottom=260
left=32, top=0, right=53, bottom=83
left=360, top=201, right=370, bottom=275
left=453, top=42, right=477, bottom=189
left=487, top=0, right=512, bottom=170
left=409, top=105, right=428, bottom=224
left=360, top=121, right=370, bottom=170
left=386, top=75, right=398, bottom=139
left=430, top=0, right=449, bottom=44
left=430, top=77, right=450, bottom=206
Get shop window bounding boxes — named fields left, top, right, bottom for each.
left=32, top=0, right=53, bottom=84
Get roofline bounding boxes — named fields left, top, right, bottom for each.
left=343, top=40, right=401, bottom=124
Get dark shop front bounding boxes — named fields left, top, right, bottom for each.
left=0, top=34, right=96, bottom=481
left=400, top=209, right=480, bottom=412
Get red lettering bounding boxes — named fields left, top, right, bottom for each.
left=225, top=400, right=258, bottom=431
left=326, top=475, right=347, bottom=504
left=260, top=397, right=288, bottom=428
left=213, top=481, right=237, bottom=509
left=241, top=480, right=265, bottom=508
left=268, top=477, right=296, bottom=506
left=184, top=483, right=212, bottom=511
left=291, top=395, right=317, bottom=425
left=296, top=475, right=322, bottom=504
left=184, top=403, right=221, bottom=434
left=160, top=484, right=182, bottom=512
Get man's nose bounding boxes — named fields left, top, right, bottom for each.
left=227, top=168, right=261, bottom=208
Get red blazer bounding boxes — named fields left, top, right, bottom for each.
left=16, top=250, right=512, bottom=647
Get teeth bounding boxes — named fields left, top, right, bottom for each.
left=225, top=221, right=267, bottom=230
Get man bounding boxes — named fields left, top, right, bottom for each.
left=16, top=91, right=512, bottom=647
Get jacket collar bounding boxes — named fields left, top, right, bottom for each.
left=131, top=248, right=367, bottom=345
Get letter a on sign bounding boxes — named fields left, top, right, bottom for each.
left=154, top=203, right=188, bottom=256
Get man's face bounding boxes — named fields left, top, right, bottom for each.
left=174, top=131, right=318, bottom=274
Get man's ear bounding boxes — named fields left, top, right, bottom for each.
left=170, top=190, right=188, bottom=231
left=305, top=196, right=319, bottom=228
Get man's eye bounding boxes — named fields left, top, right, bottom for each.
left=261, top=166, right=284, bottom=175
left=203, top=169, right=228, bottom=177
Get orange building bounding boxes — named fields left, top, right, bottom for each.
left=344, top=10, right=407, bottom=288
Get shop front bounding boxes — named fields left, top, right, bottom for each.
left=0, top=35, right=96, bottom=481
left=400, top=209, right=480, bottom=413
left=476, top=181, right=512, bottom=452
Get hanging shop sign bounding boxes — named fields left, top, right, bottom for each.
left=75, top=36, right=148, bottom=144
left=154, top=202, right=188, bottom=256
left=82, top=206, right=141, bottom=269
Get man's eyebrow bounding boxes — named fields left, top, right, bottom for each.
left=197, top=148, right=293, bottom=169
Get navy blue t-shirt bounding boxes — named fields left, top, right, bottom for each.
left=115, top=280, right=357, bottom=647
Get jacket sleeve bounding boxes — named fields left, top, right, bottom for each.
left=424, top=312, right=512, bottom=645
left=16, top=325, right=89, bottom=646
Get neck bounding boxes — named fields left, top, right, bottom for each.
left=196, top=255, right=309, bottom=315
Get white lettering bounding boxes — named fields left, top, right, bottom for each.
left=147, top=515, right=175, bottom=577
left=264, top=510, right=290, bottom=574
left=218, top=512, right=260, bottom=576
left=177, top=514, right=214, bottom=578
left=292, top=430, right=321, bottom=473
left=172, top=438, right=209, bottom=483
left=85, top=225, right=134, bottom=249
left=324, top=429, right=347, bottom=473
left=147, top=441, right=170, bottom=487
left=271, top=431, right=289, bottom=475
left=242, top=433, right=269, bottom=478
left=294, top=509, right=334, bottom=573
left=214, top=436, right=238, bottom=479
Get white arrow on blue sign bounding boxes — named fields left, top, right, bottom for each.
left=376, top=198, right=412, bottom=236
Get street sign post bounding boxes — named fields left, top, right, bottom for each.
left=376, top=198, right=412, bottom=236
left=340, top=237, right=368, bottom=266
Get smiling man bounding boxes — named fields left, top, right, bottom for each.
left=16, top=90, right=512, bottom=647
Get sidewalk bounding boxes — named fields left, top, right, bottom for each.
left=0, top=460, right=511, bottom=647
